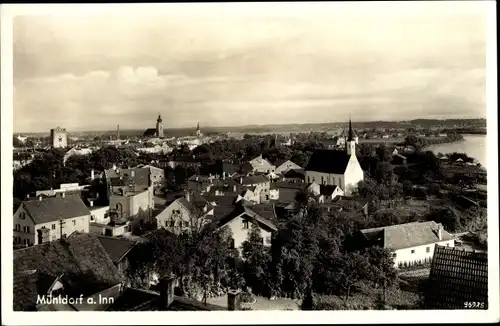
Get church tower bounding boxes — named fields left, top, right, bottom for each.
left=196, top=122, right=202, bottom=137
left=346, top=118, right=356, bottom=156
left=156, top=114, right=164, bottom=138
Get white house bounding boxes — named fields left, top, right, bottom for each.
left=359, top=221, right=456, bottom=268
left=275, top=160, right=303, bottom=174
left=248, top=154, right=276, bottom=173
left=13, top=194, right=91, bottom=246
left=217, top=205, right=278, bottom=252
left=155, top=192, right=213, bottom=233
left=305, top=119, right=364, bottom=196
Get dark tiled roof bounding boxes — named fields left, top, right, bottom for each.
left=282, top=169, right=305, bottom=179
left=143, top=128, right=157, bottom=137
left=270, top=181, right=306, bottom=190
left=13, top=233, right=124, bottom=311
left=275, top=188, right=301, bottom=204
left=97, top=236, right=138, bottom=263
left=305, top=149, right=351, bottom=174
left=22, top=194, right=91, bottom=224
left=203, top=194, right=238, bottom=207
left=108, top=167, right=151, bottom=190
left=360, top=221, right=455, bottom=250
left=242, top=205, right=278, bottom=231
left=426, top=246, right=488, bottom=309
left=241, top=175, right=269, bottom=185
left=320, top=185, right=340, bottom=196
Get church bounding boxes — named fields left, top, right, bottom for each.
left=305, top=119, right=364, bottom=196
left=143, top=114, right=164, bottom=138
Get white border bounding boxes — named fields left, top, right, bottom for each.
left=1, top=2, right=498, bottom=324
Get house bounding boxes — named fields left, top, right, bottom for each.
left=275, top=160, right=303, bottom=174
left=281, top=168, right=305, bottom=183
left=103, top=188, right=155, bottom=235
left=35, top=183, right=90, bottom=197
left=155, top=192, right=212, bottom=233
left=187, top=174, right=217, bottom=193
left=425, top=246, right=488, bottom=309
left=216, top=204, right=278, bottom=252
left=240, top=175, right=271, bottom=203
left=13, top=194, right=91, bottom=247
left=97, top=236, right=138, bottom=275
left=305, top=120, right=364, bottom=196
left=247, top=154, right=276, bottom=173
left=358, top=221, right=455, bottom=268
left=13, top=233, right=125, bottom=311
left=319, top=139, right=338, bottom=149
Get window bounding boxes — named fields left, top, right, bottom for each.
left=19, top=212, right=26, bottom=219
left=321, top=176, right=324, bottom=184
left=52, top=224, right=56, bottom=230
left=426, top=247, right=430, bottom=253
left=265, top=235, right=272, bottom=245
left=392, top=252, right=397, bottom=258
left=242, top=220, right=249, bottom=229
left=229, top=238, right=235, bottom=249
left=23, top=226, right=30, bottom=233
left=411, top=249, right=415, bottom=254
left=23, top=239, right=28, bottom=245
left=169, top=221, right=175, bottom=227
left=15, top=224, right=21, bottom=231
left=446, top=243, right=450, bottom=247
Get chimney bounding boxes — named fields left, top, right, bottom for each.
left=131, top=170, right=135, bottom=178
left=113, top=164, right=117, bottom=171
left=227, top=289, right=241, bottom=311
left=89, top=200, right=94, bottom=207
left=437, top=224, right=442, bottom=240
left=240, top=177, right=243, bottom=184
left=159, top=275, right=176, bottom=310
left=62, top=192, right=66, bottom=198
left=185, top=192, right=191, bottom=202
left=38, top=195, right=42, bottom=201
left=233, top=185, right=237, bottom=192
left=91, top=169, right=95, bottom=181
left=223, top=171, right=226, bottom=180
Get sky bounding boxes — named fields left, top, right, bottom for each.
left=12, top=2, right=488, bottom=132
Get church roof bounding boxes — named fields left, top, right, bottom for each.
left=305, top=149, right=351, bottom=174
left=143, top=128, right=157, bottom=137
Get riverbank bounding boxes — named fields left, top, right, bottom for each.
left=425, top=134, right=487, bottom=169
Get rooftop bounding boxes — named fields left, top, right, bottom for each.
left=305, top=149, right=351, bottom=174
left=425, top=246, right=488, bottom=309
left=97, top=236, right=138, bottom=263
left=360, top=221, right=455, bottom=250
left=13, top=233, right=123, bottom=311
left=21, top=194, right=91, bottom=224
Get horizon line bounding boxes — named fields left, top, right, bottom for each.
left=13, top=117, right=487, bottom=135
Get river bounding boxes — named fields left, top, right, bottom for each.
left=425, top=134, right=487, bottom=169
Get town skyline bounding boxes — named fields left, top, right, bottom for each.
left=12, top=2, right=488, bottom=133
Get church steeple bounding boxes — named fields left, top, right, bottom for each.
left=346, top=115, right=356, bottom=156
left=347, top=117, right=354, bottom=141
left=156, top=113, right=164, bottom=138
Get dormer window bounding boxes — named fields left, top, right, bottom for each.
left=19, top=212, right=26, bottom=220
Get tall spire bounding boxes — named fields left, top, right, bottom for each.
left=347, top=115, right=354, bottom=141
left=196, top=122, right=200, bottom=130
left=157, top=113, right=162, bottom=123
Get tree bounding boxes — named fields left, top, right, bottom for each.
left=364, top=247, right=398, bottom=304
left=375, top=145, right=392, bottom=162
left=331, top=251, right=371, bottom=304
left=241, top=224, right=271, bottom=295
left=374, top=162, right=394, bottom=185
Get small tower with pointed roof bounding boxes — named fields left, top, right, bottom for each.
left=156, top=113, right=164, bottom=138
left=346, top=118, right=356, bottom=156
left=195, top=122, right=202, bottom=137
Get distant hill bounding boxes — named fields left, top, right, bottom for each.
left=15, top=118, right=487, bottom=137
